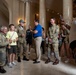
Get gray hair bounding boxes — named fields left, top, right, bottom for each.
left=0, top=26, right=7, bottom=31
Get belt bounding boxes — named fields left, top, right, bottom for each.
left=34, top=36, right=42, bottom=38
left=0, top=46, right=6, bottom=48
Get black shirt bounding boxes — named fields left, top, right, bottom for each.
left=26, top=29, right=33, bottom=40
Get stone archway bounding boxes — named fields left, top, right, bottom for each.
left=4, top=0, right=20, bottom=25
left=0, top=0, right=9, bottom=27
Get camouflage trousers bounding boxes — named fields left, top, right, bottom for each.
left=17, top=42, right=27, bottom=57
left=0, top=48, right=6, bottom=66
left=48, top=43, right=60, bottom=60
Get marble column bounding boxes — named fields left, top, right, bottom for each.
left=63, top=0, right=73, bottom=58
left=25, top=0, right=30, bottom=30
left=9, top=0, right=13, bottom=24
left=63, top=0, right=73, bottom=25
left=10, top=0, right=19, bottom=25
left=19, top=0, right=25, bottom=20
left=39, top=0, right=46, bottom=30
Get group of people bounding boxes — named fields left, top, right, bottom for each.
left=46, top=18, right=70, bottom=64
left=0, top=17, right=71, bottom=74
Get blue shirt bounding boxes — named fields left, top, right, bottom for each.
left=33, top=24, right=42, bottom=38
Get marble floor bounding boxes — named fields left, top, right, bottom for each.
left=1, top=48, right=76, bottom=75
left=1, top=60, right=76, bottom=75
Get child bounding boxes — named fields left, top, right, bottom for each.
left=6, top=24, right=18, bottom=68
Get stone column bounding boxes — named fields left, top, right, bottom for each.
left=19, top=0, right=25, bottom=20
left=63, top=0, right=73, bottom=58
left=63, top=0, right=73, bottom=25
left=25, top=0, right=31, bottom=30
left=63, top=0, right=73, bottom=42
left=9, top=0, right=13, bottom=24
left=12, top=0, right=19, bottom=25
left=39, top=0, right=46, bottom=30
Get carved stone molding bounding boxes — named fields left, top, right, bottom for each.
left=18, top=0, right=38, bottom=3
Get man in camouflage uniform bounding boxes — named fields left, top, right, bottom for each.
left=0, top=26, right=8, bottom=73
left=17, top=19, right=29, bottom=62
left=45, top=17, right=60, bottom=65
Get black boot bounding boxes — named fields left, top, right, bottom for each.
left=0, top=66, right=6, bottom=73
left=17, top=56, right=21, bottom=62
left=23, top=56, right=29, bottom=61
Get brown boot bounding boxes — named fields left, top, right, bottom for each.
left=53, top=59, right=59, bottom=65
left=45, top=58, right=51, bottom=64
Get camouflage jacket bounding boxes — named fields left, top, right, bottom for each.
left=0, top=32, right=8, bottom=48
left=16, top=25, right=26, bottom=43
left=48, top=24, right=59, bottom=43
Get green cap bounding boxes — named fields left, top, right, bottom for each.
left=19, top=19, right=25, bottom=23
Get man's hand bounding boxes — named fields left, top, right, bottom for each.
left=7, top=44, right=11, bottom=49
left=30, top=29, right=33, bottom=32
left=62, top=34, right=66, bottom=37
left=13, top=39, right=16, bottom=42
left=62, top=25, right=67, bottom=30
left=49, top=38, right=52, bottom=43
left=8, top=45, right=11, bottom=49
left=9, top=39, right=12, bottom=44
left=22, top=34, right=25, bottom=37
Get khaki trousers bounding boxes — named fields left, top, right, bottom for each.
left=17, top=41, right=27, bottom=57
left=34, top=37, right=42, bottom=61
left=48, top=42, right=60, bottom=60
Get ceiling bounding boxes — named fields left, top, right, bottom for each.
left=21, top=0, right=63, bottom=14
left=0, top=0, right=74, bottom=20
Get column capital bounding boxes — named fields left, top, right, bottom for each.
left=24, top=0, right=30, bottom=2
left=19, top=0, right=31, bottom=3
left=25, top=0, right=30, bottom=2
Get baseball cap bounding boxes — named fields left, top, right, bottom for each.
left=19, top=19, right=25, bottom=23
